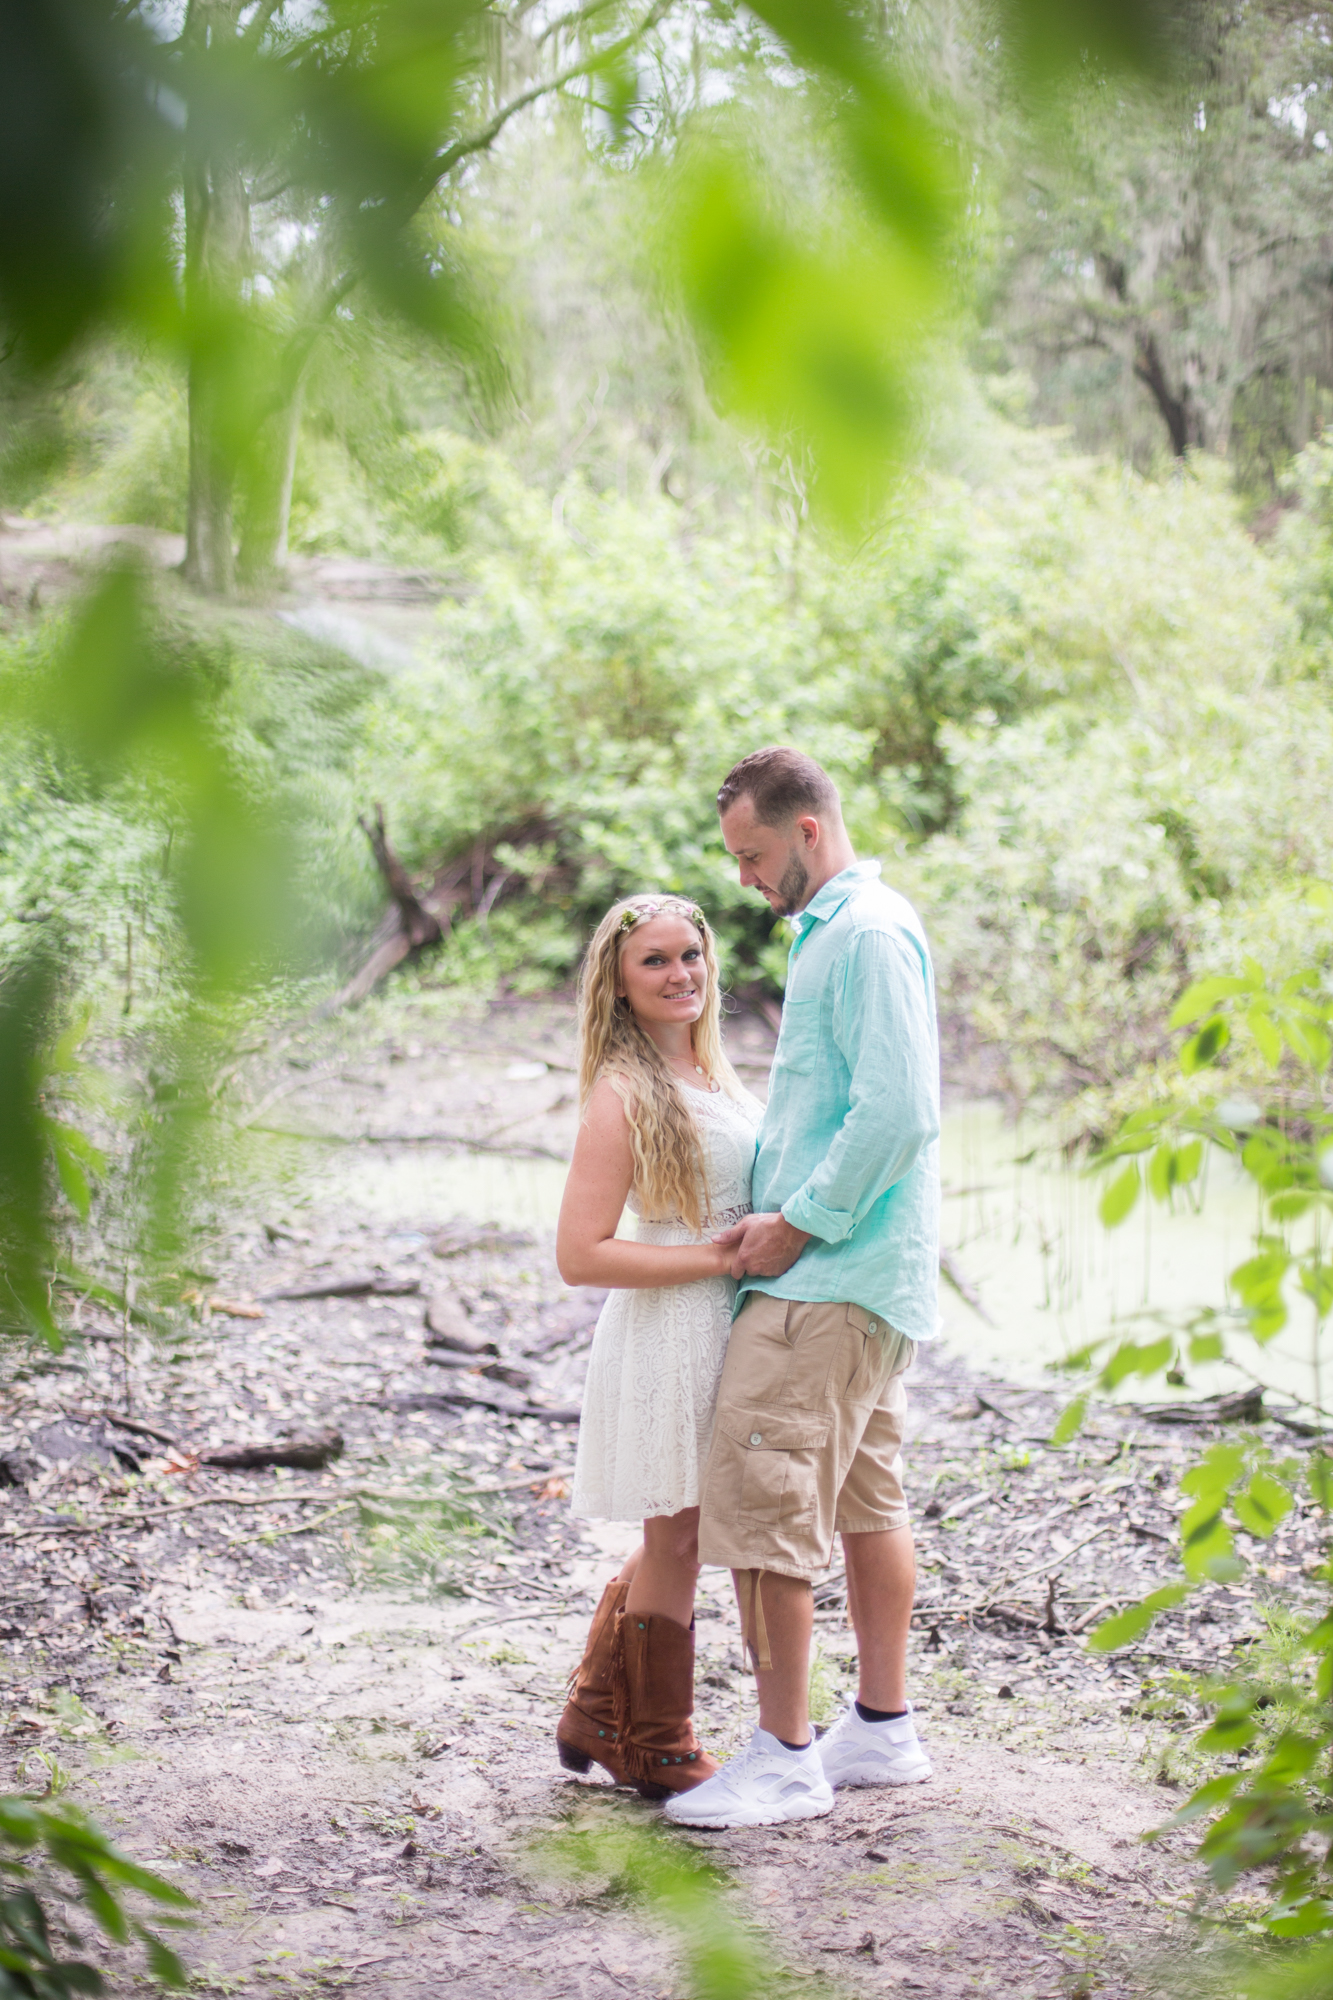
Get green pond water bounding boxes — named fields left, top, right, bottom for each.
left=313, top=1102, right=1325, bottom=1416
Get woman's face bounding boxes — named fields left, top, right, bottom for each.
left=617, top=914, right=707, bottom=1037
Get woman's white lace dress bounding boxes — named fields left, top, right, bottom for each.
left=571, top=1085, right=764, bottom=1523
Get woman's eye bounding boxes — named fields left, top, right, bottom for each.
left=683, top=948, right=702, bottom=961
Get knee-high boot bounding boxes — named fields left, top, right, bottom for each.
left=556, top=1576, right=630, bottom=1783
left=612, top=1609, right=718, bottom=1798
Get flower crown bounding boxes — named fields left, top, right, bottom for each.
left=617, top=898, right=706, bottom=935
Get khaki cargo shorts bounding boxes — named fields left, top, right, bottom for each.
left=697, top=1292, right=915, bottom=1584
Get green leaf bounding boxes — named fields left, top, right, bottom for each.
left=1232, top=1470, right=1294, bottom=1540
left=1160, top=1772, right=1243, bottom=1829
left=1102, top=1336, right=1174, bottom=1389
left=1181, top=1015, right=1230, bottom=1074
left=1146, top=1143, right=1174, bottom=1201
left=52, top=1145, right=92, bottom=1222
left=1267, top=1899, right=1333, bottom=1938
left=1282, top=1013, right=1332, bottom=1070
left=1247, top=1004, right=1283, bottom=1068
left=1098, top=1163, right=1140, bottom=1227
left=1181, top=1443, right=1244, bottom=1501
left=671, top=140, right=942, bottom=525
left=1308, top=1456, right=1333, bottom=1517
left=1086, top=1582, right=1188, bottom=1654
left=1174, top=1139, right=1203, bottom=1185
left=1230, top=1248, right=1290, bottom=1306
left=1299, top=1259, right=1333, bottom=1316
left=1249, top=1296, right=1290, bottom=1344
left=1198, top=1707, right=1258, bottom=1755
left=1307, top=882, right=1333, bottom=914
left=1269, top=1191, right=1313, bottom=1222
left=1182, top=1504, right=1234, bottom=1580
left=1052, top=1394, right=1088, bottom=1445
left=77, top=1878, right=128, bottom=1944
left=141, top=1934, right=190, bottom=1988
left=1260, top=1730, right=1321, bottom=1784
left=1188, top=1331, right=1225, bottom=1365
left=1169, top=977, right=1250, bottom=1029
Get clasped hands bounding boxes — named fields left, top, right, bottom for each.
left=712, top=1210, right=810, bottom=1279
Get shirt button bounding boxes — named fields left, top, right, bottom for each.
left=868, top=1320, right=877, bottom=1334
left=749, top=1432, right=763, bottom=1446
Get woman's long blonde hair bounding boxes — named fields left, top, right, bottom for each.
left=577, top=894, right=740, bottom=1231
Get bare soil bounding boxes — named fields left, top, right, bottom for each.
left=2, top=993, right=1321, bottom=1997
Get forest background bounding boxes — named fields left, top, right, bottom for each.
left=5, top=0, right=1333, bottom=1198
left=4, top=2, right=1333, bottom=1985
left=7, top=0, right=1333, bottom=1242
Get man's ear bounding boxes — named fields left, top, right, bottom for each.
left=796, top=814, right=820, bottom=850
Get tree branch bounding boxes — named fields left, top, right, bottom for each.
left=241, top=0, right=286, bottom=50
left=262, top=0, right=675, bottom=422
left=430, top=0, right=673, bottom=187
left=535, top=0, right=624, bottom=49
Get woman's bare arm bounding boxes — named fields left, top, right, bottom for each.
left=556, top=1078, right=731, bottom=1289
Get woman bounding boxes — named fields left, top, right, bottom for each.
left=554, top=894, right=763, bottom=1796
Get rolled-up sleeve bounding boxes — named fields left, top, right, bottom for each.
left=780, top=926, right=939, bottom=1243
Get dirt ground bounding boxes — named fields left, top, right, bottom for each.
left=2, top=991, right=1320, bottom=1997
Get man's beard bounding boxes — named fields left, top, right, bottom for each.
left=773, top=848, right=810, bottom=917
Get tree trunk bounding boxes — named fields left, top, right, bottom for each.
left=237, top=376, right=304, bottom=587
left=1133, top=329, right=1204, bottom=460
left=181, top=1, right=250, bottom=598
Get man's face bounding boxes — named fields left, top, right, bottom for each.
left=719, top=797, right=816, bottom=917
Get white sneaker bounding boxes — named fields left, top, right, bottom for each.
left=662, top=1727, right=834, bottom=1829
left=816, top=1701, right=932, bottom=1788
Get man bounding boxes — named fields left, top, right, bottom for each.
left=665, top=746, right=939, bottom=1830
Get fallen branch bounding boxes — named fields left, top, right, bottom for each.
left=1135, top=1387, right=1264, bottom=1427
left=226, top=1500, right=354, bottom=1548
left=374, top=1390, right=580, bottom=1425
left=939, top=1249, right=997, bottom=1327
left=249, top=1124, right=569, bottom=1162
left=263, top=1275, right=420, bottom=1301
left=198, top=1430, right=343, bottom=1471
left=4, top=1489, right=343, bottom=1540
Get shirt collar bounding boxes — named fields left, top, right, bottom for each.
left=792, top=859, right=881, bottom=935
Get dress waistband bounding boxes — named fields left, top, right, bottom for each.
left=634, top=1201, right=751, bottom=1246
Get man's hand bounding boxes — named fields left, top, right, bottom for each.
left=712, top=1211, right=811, bottom=1280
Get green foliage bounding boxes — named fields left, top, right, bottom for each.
left=0, top=1793, right=192, bottom=1994
left=1064, top=942, right=1333, bottom=1936
left=351, top=1478, right=511, bottom=1597
left=0, top=564, right=377, bottom=1330
left=533, top=1815, right=834, bottom=1999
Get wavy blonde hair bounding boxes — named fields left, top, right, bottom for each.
left=577, top=894, right=740, bottom=1231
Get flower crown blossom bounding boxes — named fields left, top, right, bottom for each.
left=617, top=898, right=706, bottom=935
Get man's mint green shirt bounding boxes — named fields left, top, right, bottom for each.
left=739, top=860, right=941, bottom=1343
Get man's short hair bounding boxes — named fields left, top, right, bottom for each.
left=716, top=747, right=840, bottom=827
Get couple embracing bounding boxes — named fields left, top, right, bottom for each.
left=554, top=747, right=940, bottom=1831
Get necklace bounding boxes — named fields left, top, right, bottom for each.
left=681, top=1058, right=721, bottom=1093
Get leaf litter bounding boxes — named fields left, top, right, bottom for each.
left=1, top=993, right=1322, bottom=1995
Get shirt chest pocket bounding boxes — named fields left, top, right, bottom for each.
left=774, top=995, right=820, bottom=1076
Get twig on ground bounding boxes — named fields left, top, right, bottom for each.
left=226, top=1500, right=354, bottom=1547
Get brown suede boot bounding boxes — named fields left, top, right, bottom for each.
left=556, top=1576, right=629, bottom=1783
left=612, top=1609, right=718, bottom=1799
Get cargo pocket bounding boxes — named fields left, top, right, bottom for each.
left=714, top=1411, right=830, bottom=1529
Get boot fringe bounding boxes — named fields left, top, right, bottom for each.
left=610, top=1608, right=631, bottom=1748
